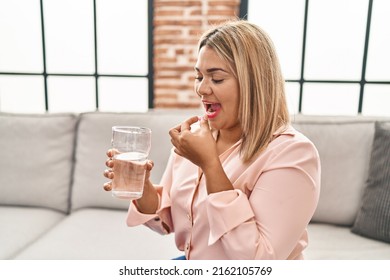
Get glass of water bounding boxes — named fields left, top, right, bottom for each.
left=110, top=126, right=151, bottom=200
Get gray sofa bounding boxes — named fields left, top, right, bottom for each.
left=1, top=110, right=389, bottom=260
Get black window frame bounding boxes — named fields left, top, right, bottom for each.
left=240, top=0, right=390, bottom=114
left=0, top=0, right=154, bottom=112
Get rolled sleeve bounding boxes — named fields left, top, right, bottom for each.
left=126, top=186, right=171, bottom=234
left=126, top=192, right=161, bottom=227
left=206, top=189, right=255, bottom=245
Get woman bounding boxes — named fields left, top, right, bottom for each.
left=104, top=20, right=321, bottom=260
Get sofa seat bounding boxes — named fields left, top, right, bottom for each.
left=0, top=206, right=65, bottom=259
left=305, top=223, right=390, bottom=259
left=14, top=208, right=181, bottom=260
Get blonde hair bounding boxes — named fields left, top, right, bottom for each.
left=198, top=20, right=290, bottom=162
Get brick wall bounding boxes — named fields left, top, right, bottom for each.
left=153, top=0, right=241, bottom=108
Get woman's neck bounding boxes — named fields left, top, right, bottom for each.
left=216, top=126, right=242, bottom=155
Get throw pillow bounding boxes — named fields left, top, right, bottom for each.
left=0, top=113, right=77, bottom=213
left=351, top=121, right=390, bottom=243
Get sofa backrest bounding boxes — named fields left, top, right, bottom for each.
left=3, top=110, right=386, bottom=227
left=292, top=115, right=377, bottom=226
left=71, top=111, right=390, bottom=227
left=0, top=113, right=78, bottom=213
left=70, top=110, right=201, bottom=211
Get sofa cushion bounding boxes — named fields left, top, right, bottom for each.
left=306, top=223, right=390, bottom=259
left=0, top=206, right=65, bottom=259
left=0, top=113, right=77, bottom=213
left=351, top=122, right=390, bottom=243
left=14, top=208, right=181, bottom=259
left=292, top=116, right=375, bottom=226
left=71, top=110, right=200, bottom=211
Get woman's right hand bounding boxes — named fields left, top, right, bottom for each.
left=103, top=149, right=155, bottom=191
left=103, top=149, right=115, bottom=192
left=103, top=149, right=159, bottom=214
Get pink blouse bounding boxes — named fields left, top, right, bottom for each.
left=127, top=125, right=321, bottom=260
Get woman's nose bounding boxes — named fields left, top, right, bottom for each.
left=196, top=79, right=212, bottom=97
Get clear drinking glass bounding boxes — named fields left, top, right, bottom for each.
left=110, top=126, right=151, bottom=200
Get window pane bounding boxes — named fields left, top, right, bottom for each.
left=44, top=0, right=95, bottom=74
left=362, top=85, right=390, bottom=116
left=47, top=76, right=96, bottom=113
left=0, top=0, right=43, bottom=72
left=97, top=0, right=148, bottom=75
left=0, top=75, right=45, bottom=113
left=302, top=83, right=360, bottom=115
left=98, top=77, right=148, bottom=112
left=248, top=0, right=305, bottom=80
left=365, top=0, right=390, bottom=81
left=305, top=0, right=368, bottom=80
left=285, top=82, right=300, bottom=115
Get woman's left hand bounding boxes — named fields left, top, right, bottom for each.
left=169, top=115, right=219, bottom=169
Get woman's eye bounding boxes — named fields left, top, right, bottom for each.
left=212, top=79, right=224, bottom=84
left=195, top=76, right=203, bottom=81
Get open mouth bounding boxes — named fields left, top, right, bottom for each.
left=203, top=102, right=221, bottom=119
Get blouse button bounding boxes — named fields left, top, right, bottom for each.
left=186, top=213, right=191, bottom=220
left=154, top=217, right=160, bottom=221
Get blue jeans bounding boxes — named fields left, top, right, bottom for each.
left=172, top=255, right=186, bottom=260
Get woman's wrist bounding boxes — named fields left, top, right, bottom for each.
left=202, top=159, right=234, bottom=194
left=134, top=181, right=159, bottom=214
